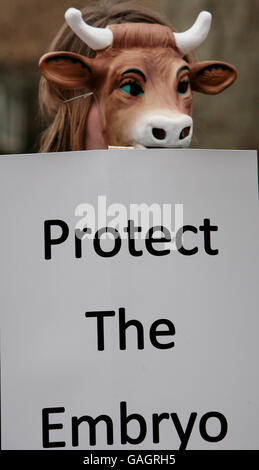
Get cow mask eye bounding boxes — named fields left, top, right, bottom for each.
left=120, top=80, right=144, bottom=97
left=177, top=79, right=190, bottom=95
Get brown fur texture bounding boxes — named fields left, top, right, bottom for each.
left=108, top=23, right=176, bottom=49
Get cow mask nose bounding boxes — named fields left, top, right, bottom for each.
left=132, top=113, right=193, bottom=148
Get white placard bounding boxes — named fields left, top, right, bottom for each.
left=0, top=148, right=258, bottom=450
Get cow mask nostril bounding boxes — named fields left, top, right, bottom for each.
left=179, top=126, right=191, bottom=140
left=152, top=128, right=166, bottom=140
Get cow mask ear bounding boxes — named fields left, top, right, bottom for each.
left=190, top=61, right=237, bottom=94
left=39, top=52, right=93, bottom=89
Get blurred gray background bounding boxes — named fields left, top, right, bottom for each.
left=0, top=0, right=258, bottom=154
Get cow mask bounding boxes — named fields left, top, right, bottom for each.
left=39, top=8, right=237, bottom=149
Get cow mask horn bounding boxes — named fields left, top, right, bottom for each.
left=174, top=11, right=212, bottom=54
left=65, top=8, right=212, bottom=54
left=65, top=8, right=114, bottom=51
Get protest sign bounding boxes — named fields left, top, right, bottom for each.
left=0, top=149, right=258, bottom=450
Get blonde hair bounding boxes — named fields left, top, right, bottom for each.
left=38, top=0, right=191, bottom=152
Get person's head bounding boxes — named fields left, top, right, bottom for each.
left=39, top=1, right=237, bottom=152
left=39, top=0, right=182, bottom=152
